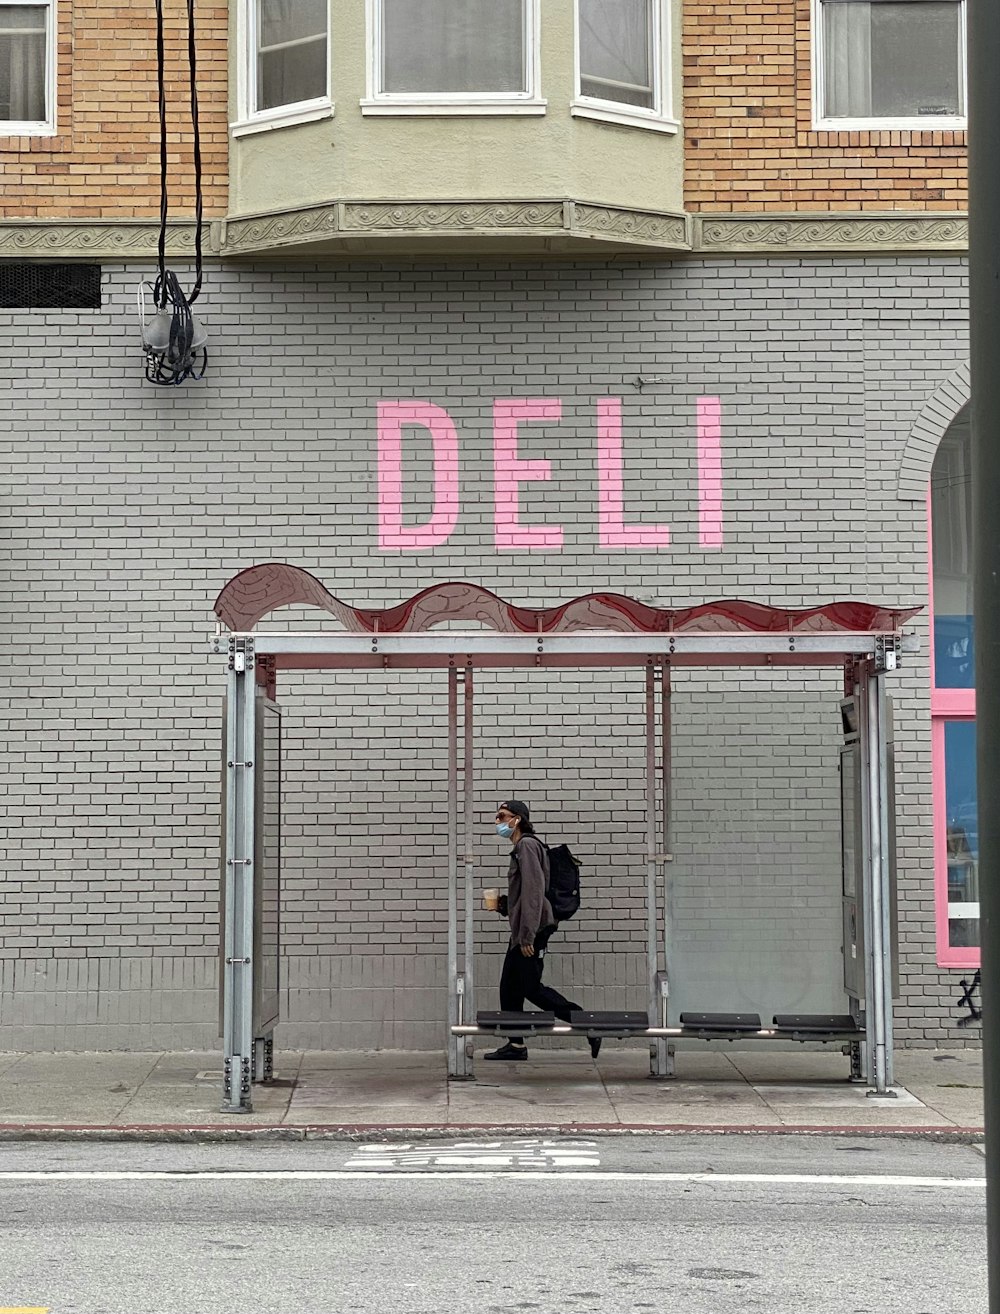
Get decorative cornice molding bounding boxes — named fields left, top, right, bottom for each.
left=220, top=205, right=339, bottom=253
left=572, top=203, right=689, bottom=248
left=0, top=220, right=198, bottom=259
left=341, top=201, right=565, bottom=233
left=0, top=209, right=969, bottom=260
left=219, top=198, right=690, bottom=254
left=695, top=213, right=968, bottom=254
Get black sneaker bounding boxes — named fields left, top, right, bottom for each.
left=483, top=1041, right=528, bottom=1061
left=589, top=1037, right=602, bottom=1060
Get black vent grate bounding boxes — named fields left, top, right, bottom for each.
left=0, top=264, right=102, bottom=309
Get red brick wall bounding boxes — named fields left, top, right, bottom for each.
left=1, top=0, right=228, bottom=219
left=683, top=0, right=968, bottom=212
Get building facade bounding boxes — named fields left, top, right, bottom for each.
left=0, top=0, right=980, bottom=1052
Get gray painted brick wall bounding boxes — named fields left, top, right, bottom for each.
left=0, top=255, right=978, bottom=1050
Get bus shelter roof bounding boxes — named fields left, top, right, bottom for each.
left=213, top=564, right=920, bottom=671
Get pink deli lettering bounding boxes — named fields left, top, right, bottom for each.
left=494, top=398, right=565, bottom=552
left=597, top=397, right=671, bottom=549
left=376, top=397, right=724, bottom=553
left=376, top=400, right=460, bottom=550
left=697, top=396, right=723, bottom=549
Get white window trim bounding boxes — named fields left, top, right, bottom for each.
left=811, top=0, right=967, bottom=131
left=0, top=0, right=56, bottom=136
left=361, top=0, right=546, bottom=117
left=571, top=0, right=677, bottom=134
left=231, top=0, right=333, bottom=136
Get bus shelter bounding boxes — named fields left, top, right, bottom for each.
left=213, top=563, right=918, bottom=1114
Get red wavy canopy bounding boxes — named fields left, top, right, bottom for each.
left=213, top=564, right=919, bottom=636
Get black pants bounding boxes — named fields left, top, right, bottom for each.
left=499, top=926, right=580, bottom=1043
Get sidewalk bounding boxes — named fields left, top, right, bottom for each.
left=0, top=1045, right=984, bottom=1141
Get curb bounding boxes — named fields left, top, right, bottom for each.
left=0, top=1122, right=986, bottom=1144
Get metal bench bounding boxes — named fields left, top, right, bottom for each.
left=459, top=1007, right=866, bottom=1078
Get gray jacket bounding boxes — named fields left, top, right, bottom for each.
left=507, top=834, right=555, bottom=947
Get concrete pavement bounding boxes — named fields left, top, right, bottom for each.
left=0, top=1045, right=985, bottom=1138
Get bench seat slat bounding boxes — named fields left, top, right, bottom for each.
left=476, top=1010, right=556, bottom=1030
left=570, top=1010, right=649, bottom=1031
left=680, top=1012, right=762, bottom=1032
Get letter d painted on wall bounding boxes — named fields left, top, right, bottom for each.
left=376, top=401, right=460, bottom=550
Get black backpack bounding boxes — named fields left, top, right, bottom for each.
left=544, top=843, right=581, bottom=922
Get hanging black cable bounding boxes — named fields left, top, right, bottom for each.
left=142, top=0, right=208, bottom=386
left=186, top=0, right=204, bottom=306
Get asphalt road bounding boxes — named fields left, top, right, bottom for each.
left=0, top=1135, right=987, bottom=1314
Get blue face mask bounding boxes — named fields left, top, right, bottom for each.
left=496, top=822, right=514, bottom=839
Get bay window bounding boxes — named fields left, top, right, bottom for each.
left=574, top=0, right=675, bottom=132
left=236, top=0, right=330, bottom=133
left=364, top=0, right=544, bottom=114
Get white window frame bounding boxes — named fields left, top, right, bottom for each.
left=231, top=0, right=332, bottom=139
left=0, top=0, right=56, bottom=136
left=812, top=0, right=967, bottom=131
left=572, top=0, right=677, bottom=134
left=361, top=0, right=546, bottom=117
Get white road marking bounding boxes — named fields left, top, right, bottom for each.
left=344, top=1138, right=600, bottom=1170
left=0, top=1170, right=984, bottom=1187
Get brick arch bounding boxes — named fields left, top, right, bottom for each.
left=897, top=363, right=970, bottom=502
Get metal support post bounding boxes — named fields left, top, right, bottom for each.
left=968, top=5, right=1000, bottom=1298
left=446, top=667, right=461, bottom=1077
left=661, top=663, right=674, bottom=1078
left=859, top=663, right=895, bottom=1097
left=646, top=663, right=669, bottom=1077
left=221, top=637, right=256, bottom=1113
left=461, top=667, right=475, bottom=1076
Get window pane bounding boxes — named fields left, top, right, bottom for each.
left=382, top=0, right=525, bottom=94
left=0, top=5, right=47, bottom=124
left=931, top=408, right=974, bottom=688
left=579, top=0, right=653, bottom=108
left=823, top=1, right=963, bottom=119
left=944, top=720, right=978, bottom=949
left=256, top=0, right=327, bottom=112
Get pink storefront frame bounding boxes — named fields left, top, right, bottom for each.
left=928, top=492, right=980, bottom=969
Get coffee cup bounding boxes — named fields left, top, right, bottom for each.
left=484, top=888, right=500, bottom=911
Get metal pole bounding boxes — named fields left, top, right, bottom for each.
left=857, top=663, right=879, bottom=1089
left=645, top=664, right=658, bottom=1011
left=446, top=667, right=460, bottom=1077
left=221, top=665, right=239, bottom=1109
left=863, top=663, right=890, bottom=1095
left=874, top=672, right=895, bottom=1089
left=463, top=667, right=475, bottom=1055
left=645, top=663, right=671, bottom=1076
left=661, top=663, right=672, bottom=999
left=221, top=641, right=256, bottom=1113
left=968, top=0, right=1000, bottom=1293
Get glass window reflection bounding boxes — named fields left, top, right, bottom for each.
left=944, top=719, right=978, bottom=949
left=931, top=407, right=974, bottom=688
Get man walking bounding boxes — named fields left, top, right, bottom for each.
left=485, top=799, right=600, bottom=1062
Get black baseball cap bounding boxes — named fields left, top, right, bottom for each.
left=497, top=799, right=530, bottom=822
